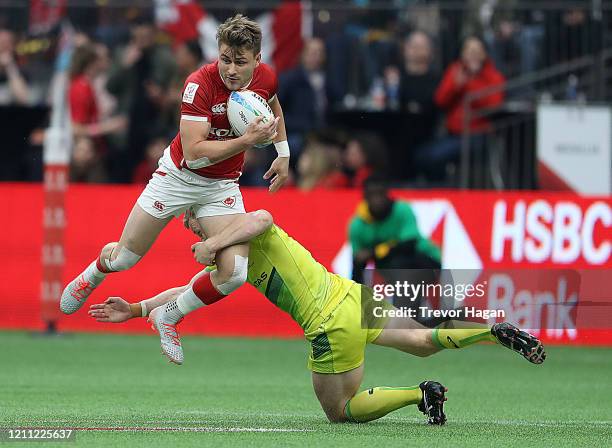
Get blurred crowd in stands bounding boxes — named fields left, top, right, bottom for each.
left=0, top=1, right=607, bottom=187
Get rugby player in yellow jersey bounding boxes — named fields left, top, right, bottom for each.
left=89, top=209, right=546, bottom=425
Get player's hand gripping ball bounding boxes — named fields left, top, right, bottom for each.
left=227, top=90, right=275, bottom=148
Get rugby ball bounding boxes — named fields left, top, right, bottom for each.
left=227, top=90, right=274, bottom=147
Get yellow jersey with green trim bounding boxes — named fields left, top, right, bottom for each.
left=246, top=225, right=354, bottom=331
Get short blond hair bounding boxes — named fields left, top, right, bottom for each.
left=216, top=14, right=262, bottom=55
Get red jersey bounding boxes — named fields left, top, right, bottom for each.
left=69, top=75, right=98, bottom=124
left=434, top=59, right=505, bottom=134
left=170, top=60, right=278, bottom=179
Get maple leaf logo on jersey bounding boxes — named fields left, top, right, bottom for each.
left=211, top=103, right=226, bottom=114
left=222, top=196, right=236, bottom=208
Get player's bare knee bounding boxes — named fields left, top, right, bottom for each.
left=100, top=242, right=118, bottom=261
left=245, top=210, right=273, bottom=238
left=326, top=414, right=346, bottom=423
left=322, top=405, right=348, bottom=423
left=253, top=209, right=273, bottom=229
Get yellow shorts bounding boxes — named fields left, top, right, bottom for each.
left=305, top=283, right=392, bottom=374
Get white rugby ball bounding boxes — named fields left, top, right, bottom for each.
left=227, top=90, right=274, bottom=147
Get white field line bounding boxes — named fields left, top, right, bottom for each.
left=5, top=426, right=313, bottom=433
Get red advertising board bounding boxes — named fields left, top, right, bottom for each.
left=1, top=184, right=610, bottom=344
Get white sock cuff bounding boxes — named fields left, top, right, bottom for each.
left=87, top=261, right=106, bottom=280
left=176, top=287, right=206, bottom=315
left=83, top=261, right=106, bottom=287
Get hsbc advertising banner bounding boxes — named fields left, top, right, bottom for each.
left=2, top=185, right=610, bottom=344
left=334, top=194, right=610, bottom=273
left=335, top=191, right=611, bottom=344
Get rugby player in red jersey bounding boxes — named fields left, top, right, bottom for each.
left=60, top=14, right=291, bottom=364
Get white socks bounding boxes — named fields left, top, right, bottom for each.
left=163, top=299, right=186, bottom=324
left=83, top=261, right=106, bottom=287
left=176, top=287, right=206, bottom=316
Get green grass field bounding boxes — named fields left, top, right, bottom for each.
left=1, top=331, right=611, bottom=447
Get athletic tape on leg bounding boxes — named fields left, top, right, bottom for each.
left=215, top=255, right=248, bottom=295
left=104, top=246, right=141, bottom=272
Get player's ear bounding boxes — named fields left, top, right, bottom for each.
left=255, top=52, right=261, bottom=66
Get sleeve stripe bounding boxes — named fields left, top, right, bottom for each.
left=181, top=115, right=209, bottom=122
left=267, top=94, right=277, bottom=104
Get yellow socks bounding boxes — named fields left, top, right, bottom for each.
left=344, top=386, right=422, bottom=423
left=433, top=326, right=497, bottom=349
left=343, top=323, right=499, bottom=423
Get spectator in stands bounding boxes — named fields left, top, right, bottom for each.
left=278, top=38, right=340, bottom=166
left=68, top=44, right=127, bottom=147
left=132, top=135, right=167, bottom=184
left=462, top=0, right=521, bottom=78
left=74, top=31, right=93, bottom=48
left=92, top=42, right=119, bottom=124
left=382, top=65, right=401, bottom=111
left=69, top=44, right=99, bottom=131
left=175, top=39, right=204, bottom=78
left=343, top=131, right=388, bottom=188
left=414, top=35, right=505, bottom=181
left=297, top=141, right=348, bottom=191
left=0, top=28, right=31, bottom=106
left=515, top=8, right=545, bottom=75
left=558, top=6, right=590, bottom=63
left=350, top=6, right=401, bottom=96
left=397, top=31, right=440, bottom=180
left=106, top=17, right=176, bottom=182
left=400, top=31, right=439, bottom=118
left=348, top=174, right=441, bottom=283
left=70, top=136, right=108, bottom=183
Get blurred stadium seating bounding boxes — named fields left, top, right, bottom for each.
left=0, top=1, right=611, bottom=188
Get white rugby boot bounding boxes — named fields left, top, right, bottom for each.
left=148, top=301, right=185, bottom=365
left=60, top=262, right=105, bottom=314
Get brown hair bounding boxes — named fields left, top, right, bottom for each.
left=216, top=14, right=262, bottom=55
left=69, top=44, right=97, bottom=79
left=297, top=142, right=342, bottom=191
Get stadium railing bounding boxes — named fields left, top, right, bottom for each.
left=460, top=48, right=612, bottom=190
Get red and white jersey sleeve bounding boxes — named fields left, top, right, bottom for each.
left=179, top=71, right=213, bottom=124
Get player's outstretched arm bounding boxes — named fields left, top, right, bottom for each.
left=191, top=210, right=273, bottom=266
left=264, top=95, right=290, bottom=193
left=88, top=285, right=188, bottom=322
